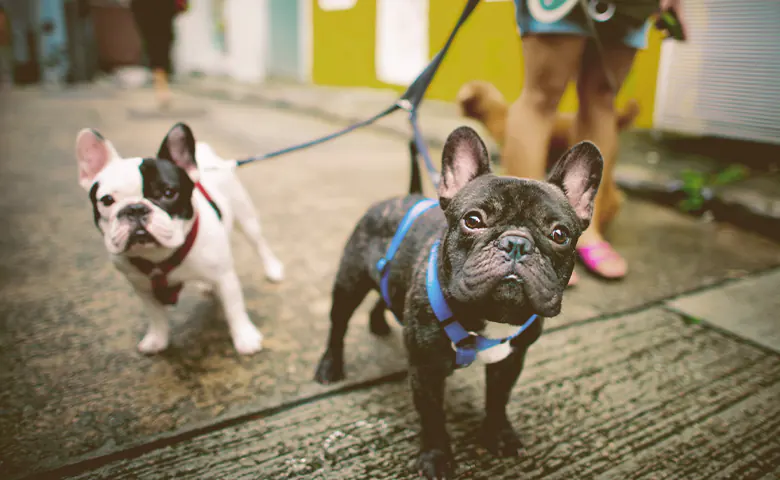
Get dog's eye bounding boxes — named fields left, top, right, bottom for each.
left=550, top=227, right=570, bottom=245
left=100, top=195, right=115, bottom=207
left=463, top=212, right=486, bottom=229
left=162, top=188, right=178, bottom=199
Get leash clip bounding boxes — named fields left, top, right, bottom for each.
left=588, top=0, right=615, bottom=22
left=396, top=99, right=414, bottom=112
left=376, top=257, right=389, bottom=274
left=453, top=332, right=479, bottom=368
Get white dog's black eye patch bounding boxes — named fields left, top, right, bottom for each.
left=139, top=158, right=195, bottom=220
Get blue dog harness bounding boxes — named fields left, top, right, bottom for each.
left=376, top=199, right=539, bottom=368
left=377, top=198, right=440, bottom=306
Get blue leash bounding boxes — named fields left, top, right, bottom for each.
left=235, top=0, right=483, bottom=189
left=377, top=199, right=538, bottom=369
left=236, top=104, right=399, bottom=166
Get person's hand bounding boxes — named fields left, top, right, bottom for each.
left=659, top=0, right=689, bottom=40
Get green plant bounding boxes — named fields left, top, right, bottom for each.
left=678, top=164, right=749, bottom=212
left=680, top=313, right=702, bottom=325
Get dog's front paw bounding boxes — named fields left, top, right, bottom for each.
left=264, top=257, right=285, bottom=283
left=416, top=449, right=454, bottom=480
left=314, top=352, right=344, bottom=385
left=231, top=324, right=263, bottom=355
left=481, top=420, right=523, bottom=457
left=138, top=331, right=169, bottom=354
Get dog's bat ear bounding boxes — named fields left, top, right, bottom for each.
left=438, top=126, right=491, bottom=209
left=547, top=141, right=604, bottom=229
left=75, top=128, right=120, bottom=190
left=158, top=123, right=199, bottom=182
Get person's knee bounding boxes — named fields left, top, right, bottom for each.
left=577, top=47, right=636, bottom=116
left=577, top=72, right=616, bottom=116
left=521, top=73, right=570, bottom=115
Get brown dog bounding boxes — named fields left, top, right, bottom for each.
left=457, top=80, right=639, bottom=230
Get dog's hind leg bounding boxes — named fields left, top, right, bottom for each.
left=229, top=183, right=284, bottom=283
left=314, top=258, right=373, bottom=384
left=369, top=298, right=391, bottom=336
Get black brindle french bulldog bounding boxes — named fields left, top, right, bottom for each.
left=314, top=126, right=603, bottom=479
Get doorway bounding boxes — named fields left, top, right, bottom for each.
left=268, top=0, right=304, bottom=81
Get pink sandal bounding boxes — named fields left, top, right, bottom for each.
left=577, top=242, right=628, bottom=279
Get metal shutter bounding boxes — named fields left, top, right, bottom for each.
left=653, top=0, right=780, bottom=145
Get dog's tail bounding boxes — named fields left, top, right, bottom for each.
left=408, top=140, right=423, bottom=195
left=617, top=98, right=641, bottom=131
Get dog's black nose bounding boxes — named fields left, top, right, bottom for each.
left=118, top=203, right=151, bottom=219
left=499, top=235, right=533, bottom=261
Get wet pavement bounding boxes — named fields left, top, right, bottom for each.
left=1, top=84, right=780, bottom=480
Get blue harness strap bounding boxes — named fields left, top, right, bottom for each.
left=375, top=199, right=539, bottom=369
left=426, top=241, right=539, bottom=368
left=377, top=198, right=440, bottom=311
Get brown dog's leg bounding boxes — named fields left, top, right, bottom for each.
left=617, top=98, right=640, bottom=131
left=596, top=180, right=625, bottom=231
left=547, top=112, right=575, bottom=166
left=598, top=98, right=636, bottom=230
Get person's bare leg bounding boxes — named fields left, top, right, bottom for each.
left=153, top=68, right=171, bottom=110
left=502, top=35, right=585, bottom=180
left=573, top=42, right=637, bottom=279
left=502, top=34, right=585, bottom=285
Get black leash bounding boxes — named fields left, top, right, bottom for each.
left=577, top=0, right=618, bottom=93
left=236, top=0, right=482, bottom=189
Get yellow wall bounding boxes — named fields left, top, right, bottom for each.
left=312, top=1, right=393, bottom=90
left=312, top=0, right=662, bottom=128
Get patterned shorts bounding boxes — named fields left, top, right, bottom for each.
left=512, top=0, right=651, bottom=50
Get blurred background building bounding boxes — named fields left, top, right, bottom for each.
left=2, top=0, right=778, bottom=144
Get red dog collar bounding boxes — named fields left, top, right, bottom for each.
left=128, top=182, right=218, bottom=305
left=128, top=215, right=199, bottom=305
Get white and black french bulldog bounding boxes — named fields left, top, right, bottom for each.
left=314, top=126, right=603, bottom=478
left=75, top=123, right=284, bottom=355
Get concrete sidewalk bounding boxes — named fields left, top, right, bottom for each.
left=1, top=84, right=779, bottom=480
